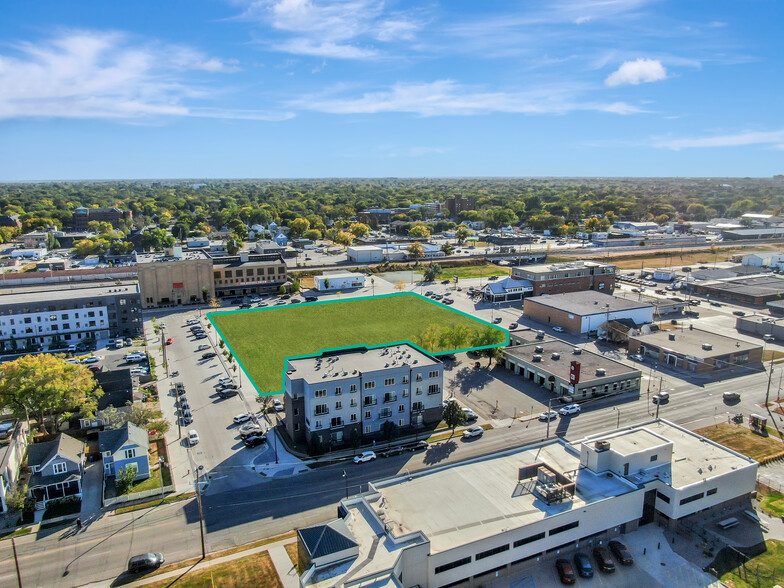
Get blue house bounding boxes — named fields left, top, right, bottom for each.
left=98, top=423, right=150, bottom=481
left=274, top=231, right=288, bottom=246
left=27, top=433, right=84, bottom=507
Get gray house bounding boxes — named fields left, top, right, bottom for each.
left=99, top=423, right=150, bottom=481
left=27, top=434, right=84, bottom=507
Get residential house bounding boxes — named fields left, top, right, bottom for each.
left=98, top=423, right=151, bottom=481
left=27, top=434, right=84, bottom=507
left=0, top=420, right=29, bottom=513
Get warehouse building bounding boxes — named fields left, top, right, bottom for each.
left=346, top=245, right=384, bottom=263
left=628, top=329, right=762, bottom=374
left=735, top=314, right=784, bottom=341
left=298, top=419, right=757, bottom=588
left=511, top=261, right=616, bottom=296
left=314, top=272, right=366, bottom=291
left=504, top=340, right=641, bottom=399
left=688, top=274, right=784, bottom=306
left=523, top=291, right=654, bottom=334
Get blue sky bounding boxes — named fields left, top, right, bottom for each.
left=0, top=0, right=781, bottom=180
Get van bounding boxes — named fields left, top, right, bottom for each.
left=115, top=339, right=124, bottom=349
left=188, top=430, right=200, bottom=446
left=717, top=517, right=739, bottom=530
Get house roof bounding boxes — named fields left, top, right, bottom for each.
left=29, top=470, right=81, bottom=489
left=98, top=422, right=149, bottom=454
left=484, top=277, right=532, bottom=294
left=26, top=433, right=84, bottom=469
left=298, top=519, right=358, bottom=559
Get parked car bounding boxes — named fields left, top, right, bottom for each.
left=186, top=319, right=200, bottom=325
left=539, top=410, right=558, bottom=421
left=381, top=446, right=404, bottom=458
left=174, top=382, right=186, bottom=396
left=194, top=333, right=208, bottom=340
left=552, top=326, right=565, bottom=333
left=462, top=425, right=484, bottom=439
left=240, top=423, right=265, bottom=437
left=462, top=408, right=478, bottom=421
left=239, top=303, right=252, bottom=309
left=233, top=413, right=253, bottom=424
left=304, top=296, right=317, bottom=302
left=258, top=302, right=269, bottom=307
left=276, top=299, right=286, bottom=305
left=128, top=553, right=165, bottom=574
left=202, top=352, right=217, bottom=359
left=272, top=399, right=284, bottom=412
left=243, top=434, right=266, bottom=448
left=81, top=356, right=100, bottom=364
left=628, top=354, right=645, bottom=362
left=187, top=429, right=200, bottom=446
left=493, top=317, right=502, bottom=324
left=709, top=301, right=722, bottom=307
left=217, top=382, right=239, bottom=390
left=573, top=552, right=593, bottom=578
left=408, top=440, right=429, bottom=452
left=593, top=546, right=616, bottom=573
left=218, top=377, right=233, bottom=386
left=608, top=540, right=634, bottom=566
left=218, top=389, right=239, bottom=399
left=684, top=310, right=700, bottom=317
left=555, top=558, right=576, bottom=585
left=558, top=403, right=581, bottom=416
left=353, top=451, right=377, bottom=463
left=166, top=337, right=174, bottom=345
left=197, top=344, right=210, bottom=351
left=509, top=322, right=518, bottom=330
left=443, top=299, right=455, bottom=305
left=733, top=310, right=746, bottom=316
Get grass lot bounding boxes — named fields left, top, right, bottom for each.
left=0, top=527, right=32, bottom=541
left=758, top=490, right=784, bottom=519
left=444, top=263, right=511, bottom=279
left=695, top=423, right=784, bottom=462
left=143, top=551, right=282, bottom=588
left=721, top=540, right=784, bottom=588
left=284, top=542, right=303, bottom=574
left=211, top=294, right=505, bottom=394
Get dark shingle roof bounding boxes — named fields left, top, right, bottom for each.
left=26, top=434, right=83, bottom=469
left=98, top=422, right=149, bottom=454
left=298, top=519, right=358, bottom=559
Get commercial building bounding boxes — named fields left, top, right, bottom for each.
left=298, top=419, right=757, bottom=588
left=628, top=329, right=762, bottom=374
left=735, top=314, right=784, bottom=341
left=0, top=284, right=142, bottom=351
left=136, top=249, right=214, bottom=309
left=211, top=252, right=288, bottom=298
left=511, top=261, right=616, bottom=296
left=283, top=344, right=443, bottom=451
left=481, top=277, right=533, bottom=302
left=688, top=274, right=784, bottom=306
left=742, top=252, right=784, bottom=268
left=314, top=272, right=366, bottom=291
left=73, top=207, right=132, bottom=231
left=445, top=196, right=476, bottom=217
left=767, top=300, right=784, bottom=317
left=613, top=221, right=660, bottom=232
left=347, top=245, right=385, bottom=263
left=523, top=291, right=654, bottom=335
left=504, top=340, right=641, bottom=399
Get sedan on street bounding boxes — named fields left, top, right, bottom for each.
left=539, top=410, right=558, bottom=421
left=243, top=434, right=266, bottom=448
left=353, top=451, right=377, bottom=463
left=202, top=352, right=217, bottom=359
left=462, top=425, right=484, bottom=439
left=558, top=403, right=581, bottom=416
left=233, top=413, right=253, bottom=424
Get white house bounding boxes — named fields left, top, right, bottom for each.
left=314, top=272, right=366, bottom=291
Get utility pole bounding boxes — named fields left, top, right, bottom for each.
left=195, top=465, right=206, bottom=559
left=11, top=537, right=23, bottom=588
left=655, top=378, right=663, bottom=419
left=546, top=398, right=555, bottom=438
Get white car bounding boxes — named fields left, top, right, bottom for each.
left=462, top=425, right=484, bottom=439
left=353, top=451, right=377, bottom=463
left=188, top=429, right=200, bottom=446
left=197, top=344, right=210, bottom=351
left=276, top=299, right=286, bottom=305
left=81, top=356, right=100, bottom=364
left=217, top=377, right=233, bottom=386
left=186, top=319, right=200, bottom=325
left=552, top=326, right=565, bottom=333
left=272, top=399, right=284, bottom=412
left=538, top=410, right=558, bottom=421
left=233, top=413, right=253, bottom=424
left=65, top=358, right=81, bottom=364
left=130, top=368, right=149, bottom=375
left=249, top=296, right=261, bottom=303
left=558, top=403, right=581, bottom=416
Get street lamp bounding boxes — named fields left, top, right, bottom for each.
left=342, top=470, right=349, bottom=500
left=195, top=464, right=206, bottom=559
left=545, top=398, right=555, bottom=438
left=614, top=407, right=621, bottom=429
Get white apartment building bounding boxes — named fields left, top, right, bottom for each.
left=298, top=419, right=758, bottom=588
left=283, top=345, right=444, bottom=451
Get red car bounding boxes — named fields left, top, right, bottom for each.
left=166, top=337, right=174, bottom=345
left=555, top=558, right=576, bottom=584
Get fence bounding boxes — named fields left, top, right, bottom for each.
left=103, top=485, right=174, bottom=507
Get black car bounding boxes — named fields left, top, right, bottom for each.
left=281, top=294, right=291, bottom=300
left=202, top=352, right=217, bottom=359
left=218, top=389, right=239, bottom=399
left=128, top=553, right=165, bottom=573
left=239, top=303, right=252, bottom=309
left=243, top=434, right=266, bottom=447
left=382, top=446, right=404, bottom=457
left=733, top=310, right=746, bottom=316
left=573, top=552, right=594, bottom=578
left=290, top=298, right=302, bottom=304
left=240, top=426, right=265, bottom=439
left=555, top=558, right=576, bottom=585
left=304, top=296, right=318, bottom=302
left=608, top=540, right=634, bottom=566
left=174, top=382, right=186, bottom=396
left=407, top=441, right=429, bottom=452
left=441, top=279, right=450, bottom=284
left=231, top=298, right=243, bottom=304
left=593, top=546, right=616, bottom=573
left=194, top=334, right=208, bottom=340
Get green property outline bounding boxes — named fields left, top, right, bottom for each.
left=207, top=292, right=509, bottom=397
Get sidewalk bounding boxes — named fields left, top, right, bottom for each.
left=80, top=461, right=104, bottom=515
left=122, top=535, right=299, bottom=588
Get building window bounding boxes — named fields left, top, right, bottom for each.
left=402, top=376, right=409, bottom=384
left=330, top=417, right=343, bottom=428
left=225, top=270, right=232, bottom=278
left=293, top=408, right=299, bottom=416
left=427, top=384, right=440, bottom=395
left=707, top=488, right=717, bottom=496
left=679, top=492, right=704, bottom=506
left=363, top=395, right=376, bottom=407
left=384, top=378, right=395, bottom=386
left=379, top=408, right=392, bottom=418
left=314, top=420, right=322, bottom=429
left=549, top=520, right=579, bottom=536
left=415, top=374, right=422, bottom=382
left=294, top=423, right=300, bottom=431
left=314, top=389, right=326, bottom=398
left=398, top=419, right=405, bottom=426
left=412, top=401, right=423, bottom=412
left=364, top=381, right=375, bottom=390
left=52, top=462, right=67, bottom=475
left=398, top=404, right=405, bottom=413
left=650, top=454, right=657, bottom=462
left=514, top=532, right=546, bottom=548
left=656, top=491, right=671, bottom=504
left=335, top=387, right=342, bottom=395
left=350, top=384, right=357, bottom=392
left=364, top=425, right=371, bottom=434
left=402, top=388, right=409, bottom=397
left=434, top=557, right=472, bottom=575
left=350, top=398, right=357, bottom=407
left=364, top=410, right=371, bottom=419
left=350, top=413, right=357, bottom=422
left=335, top=401, right=342, bottom=410
left=415, top=387, right=422, bottom=395
left=315, top=404, right=328, bottom=415
left=383, top=392, right=397, bottom=403
left=428, top=370, right=439, bottom=378
left=477, top=544, right=510, bottom=560
left=123, top=448, right=135, bottom=460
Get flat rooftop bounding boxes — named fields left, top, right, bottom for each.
left=287, top=344, right=440, bottom=384
left=0, top=283, right=140, bottom=306
left=525, top=291, right=653, bottom=316
left=579, top=420, right=757, bottom=489
left=630, top=328, right=761, bottom=358
left=373, top=440, right=634, bottom=554
left=318, top=272, right=362, bottom=280
left=505, top=341, right=640, bottom=383
left=698, top=274, right=784, bottom=297
left=514, top=260, right=614, bottom=274
left=135, top=251, right=208, bottom=263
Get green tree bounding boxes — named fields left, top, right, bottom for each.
left=423, top=264, right=443, bottom=282
left=304, top=228, right=322, bottom=241
left=441, top=242, right=454, bottom=256
left=278, top=284, right=287, bottom=295
left=407, top=242, right=425, bottom=260
left=116, top=465, right=138, bottom=495
left=202, top=287, right=210, bottom=302
left=349, top=428, right=361, bottom=452
left=455, top=227, right=472, bottom=244
left=409, top=224, right=431, bottom=239
left=289, top=217, right=311, bottom=238
left=334, top=231, right=355, bottom=246
left=484, top=207, right=518, bottom=229
left=349, top=222, right=370, bottom=238
left=442, top=400, right=466, bottom=437
left=381, top=420, right=399, bottom=448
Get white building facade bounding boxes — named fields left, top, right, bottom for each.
left=314, top=272, right=366, bottom=291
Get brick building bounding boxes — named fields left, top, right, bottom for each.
left=444, top=196, right=476, bottom=217
left=511, top=261, right=616, bottom=296
left=73, top=207, right=132, bottom=231
left=523, top=291, right=654, bottom=334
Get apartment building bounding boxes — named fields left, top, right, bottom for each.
left=511, top=261, right=616, bottom=296
left=298, top=419, right=757, bottom=588
left=283, top=345, right=444, bottom=451
left=73, top=207, right=132, bottom=231
left=0, top=284, right=142, bottom=351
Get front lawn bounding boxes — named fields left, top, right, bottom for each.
left=721, top=540, right=784, bottom=588
left=210, top=293, right=506, bottom=394
left=695, top=423, right=784, bottom=463
left=143, top=551, right=282, bottom=588
left=42, top=497, right=81, bottom=520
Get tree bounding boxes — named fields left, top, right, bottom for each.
left=0, top=354, right=102, bottom=434
left=423, top=264, right=443, bottom=282
left=116, top=465, right=138, bottom=495
left=209, top=297, right=220, bottom=309
left=381, top=420, right=399, bottom=448
left=278, top=284, right=287, bottom=295
left=201, top=287, right=210, bottom=302
left=407, top=242, right=425, bottom=261
left=348, top=222, right=370, bottom=238
left=333, top=231, right=355, bottom=246
left=484, top=207, right=517, bottom=229
left=442, top=400, right=466, bottom=437
left=349, top=428, right=361, bottom=452
left=471, top=328, right=506, bottom=366
left=141, top=229, right=176, bottom=252
left=455, top=227, right=472, bottom=244
left=304, top=229, right=322, bottom=241
left=395, top=280, right=406, bottom=292
left=289, top=217, right=311, bottom=238
left=441, top=242, right=454, bottom=256
left=126, top=402, right=158, bottom=429
left=409, top=224, right=431, bottom=239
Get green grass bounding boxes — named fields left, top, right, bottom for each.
left=0, top=526, right=32, bottom=541
left=210, top=293, right=505, bottom=395
left=142, top=551, right=282, bottom=588
left=759, top=491, right=784, bottom=519
left=446, top=263, right=511, bottom=279
left=114, top=492, right=195, bottom=515
left=721, top=540, right=784, bottom=588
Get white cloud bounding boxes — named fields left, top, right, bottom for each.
left=605, top=58, right=667, bottom=86
left=0, top=30, right=285, bottom=121
left=655, top=129, right=784, bottom=150
left=290, top=79, right=644, bottom=116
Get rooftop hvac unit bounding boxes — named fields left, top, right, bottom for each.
left=669, top=333, right=676, bottom=341
left=702, top=343, right=713, bottom=351
left=535, top=346, right=544, bottom=353
left=573, top=348, right=582, bottom=355
left=551, top=353, right=561, bottom=360
left=594, top=440, right=611, bottom=451
left=532, top=354, right=542, bottom=362
left=595, top=368, right=606, bottom=376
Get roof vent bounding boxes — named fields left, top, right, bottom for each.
left=385, top=363, right=389, bottom=367
left=532, top=354, right=542, bottom=362
left=413, top=359, right=418, bottom=364
left=353, top=369, right=358, bottom=374
left=702, top=343, right=713, bottom=351
left=535, top=346, right=544, bottom=353
left=573, top=348, right=582, bottom=355
left=595, top=440, right=611, bottom=451
left=668, top=333, right=676, bottom=341
left=595, top=368, right=606, bottom=376
left=551, top=353, right=561, bottom=360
